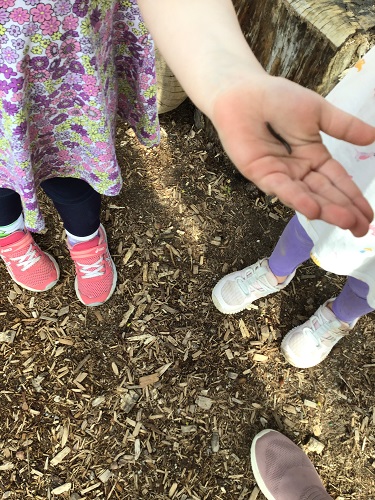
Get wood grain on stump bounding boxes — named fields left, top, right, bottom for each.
left=234, top=0, right=375, bottom=94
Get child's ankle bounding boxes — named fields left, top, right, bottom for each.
left=0, top=213, right=25, bottom=238
left=66, top=227, right=99, bottom=246
left=275, top=274, right=288, bottom=284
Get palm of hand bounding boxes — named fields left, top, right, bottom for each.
left=212, top=75, right=375, bottom=237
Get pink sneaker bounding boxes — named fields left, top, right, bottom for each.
left=0, top=230, right=59, bottom=292
left=67, top=225, right=117, bottom=306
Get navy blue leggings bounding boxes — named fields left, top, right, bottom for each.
left=0, top=178, right=101, bottom=236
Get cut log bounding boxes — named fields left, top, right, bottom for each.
left=234, top=0, right=375, bottom=95
left=155, top=1, right=375, bottom=118
left=155, top=48, right=187, bottom=114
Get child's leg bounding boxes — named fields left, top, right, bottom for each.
left=41, top=178, right=116, bottom=306
left=0, top=188, right=59, bottom=291
left=268, top=214, right=313, bottom=278
left=332, top=277, right=374, bottom=323
left=40, top=178, right=101, bottom=240
left=0, top=188, right=24, bottom=235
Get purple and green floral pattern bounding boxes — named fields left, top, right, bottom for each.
left=0, top=0, right=160, bottom=231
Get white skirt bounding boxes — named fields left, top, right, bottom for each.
left=297, top=46, right=375, bottom=307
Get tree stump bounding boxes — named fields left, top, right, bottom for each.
left=155, top=48, right=187, bottom=114
left=155, top=0, right=375, bottom=119
left=234, top=0, right=375, bottom=95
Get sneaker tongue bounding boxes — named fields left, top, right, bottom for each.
left=0, top=230, right=26, bottom=246
left=72, top=236, right=100, bottom=251
left=320, top=303, right=338, bottom=322
left=265, top=271, right=278, bottom=286
left=321, top=302, right=351, bottom=328
left=260, top=260, right=278, bottom=286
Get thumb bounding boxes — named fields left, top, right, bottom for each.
left=320, top=100, right=375, bottom=146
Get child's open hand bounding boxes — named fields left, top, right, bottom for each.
left=212, top=74, right=375, bottom=237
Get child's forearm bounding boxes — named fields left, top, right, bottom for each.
left=137, top=0, right=266, bottom=118
left=138, top=0, right=375, bottom=237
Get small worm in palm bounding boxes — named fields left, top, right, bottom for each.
left=266, top=122, right=292, bottom=154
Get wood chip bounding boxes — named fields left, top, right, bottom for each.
left=269, top=212, right=279, bottom=220
left=120, top=391, right=140, bottom=413
left=51, top=483, right=72, bottom=495
left=61, top=425, right=69, bottom=448
left=80, top=482, right=101, bottom=494
left=249, top=486, right=260, bottom=500
left=92, top=396, right=106, bottom=407
left=313, top=424, right=322, bottom=437
left=253, top=354, right=268, bottom=362
left=304, top=399, right=317, bottom=409
left=283, top=404, right=297, bottom=414
left=50, top=447, right=71, bottom=466
left=57, top=337, right=74, bottom=346
left=239, top=319, right=251, bottom=338
left=0, top=331, right=15, bottom=343
left=181, top=425, right=197, bottom=433
left=0, top=462, right=14, bottom=471
left=134, top=438, right=141, bottom=460
left=169, top=483, right=178, bottom=497
left=93, top=309, right=103, bottom=322
left=111, top=362, right=119, bottom=376
left=211, top=431, right=220, bottom=453
left=57, top=306, right=69, bottom=317
left=98, top=469, right=112, bottom=483
left=139, top=373, right=159, bottom=388
left=305, top=437, right=325, bottom=454
left=157, top=362, right=173, bottom=376
left=119, top=304, right=135, bottom=328
left=196, top=396, right=213, bottom=410
left=225, top=349, right=234, bottom=360
left=123, top=243, right=136, bottom=264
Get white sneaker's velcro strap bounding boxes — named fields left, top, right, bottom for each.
left=10, top=244, right=41, bottom=271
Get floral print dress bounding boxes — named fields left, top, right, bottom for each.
left=297, top=46, right=375, bottom=308
left=0, top=0, right=160, bottom=231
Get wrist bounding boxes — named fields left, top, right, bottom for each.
left=200, top=58, right=267, bottom=119
left=207, top=68, right=269, bottom=127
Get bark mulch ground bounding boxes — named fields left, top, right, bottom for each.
left=1, top=101, right=374, bottom=499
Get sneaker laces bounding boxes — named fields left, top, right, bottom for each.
left=10, top=244, right=41, bottom=271
left=237, top=264, right=272, bottom=296
left=77, top=256, right=105, bottom=279
left=303, top=308, right=344, bottom=347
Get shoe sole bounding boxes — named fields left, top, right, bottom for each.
left=7, top=253, right=60, bottom=292
left=75, top=256, right=118, bottom=307
left=281, top=343, right=328, bottom=369
left=250, top=429, right=277, bottom=500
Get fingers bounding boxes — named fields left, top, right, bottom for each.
left=280, top=184, right=369, bottom=237
left=312, top=158, right=374, bottom=223
left=319, top=100, right=375, bottom=146
left=255, top=168, right=371, bottom=237
left=294, top=195, right=369, bottom=237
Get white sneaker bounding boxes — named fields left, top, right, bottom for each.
left=212, top=258, right=295, bottom=314
left=281, top=298, right=358, bottom=368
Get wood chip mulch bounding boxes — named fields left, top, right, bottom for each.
left=1, top=102, right=374, bottom=499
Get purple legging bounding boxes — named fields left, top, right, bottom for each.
left=268, top=215, right=374, bottom=323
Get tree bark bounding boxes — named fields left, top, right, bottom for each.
left=233, top=0, right=375, bottom=95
